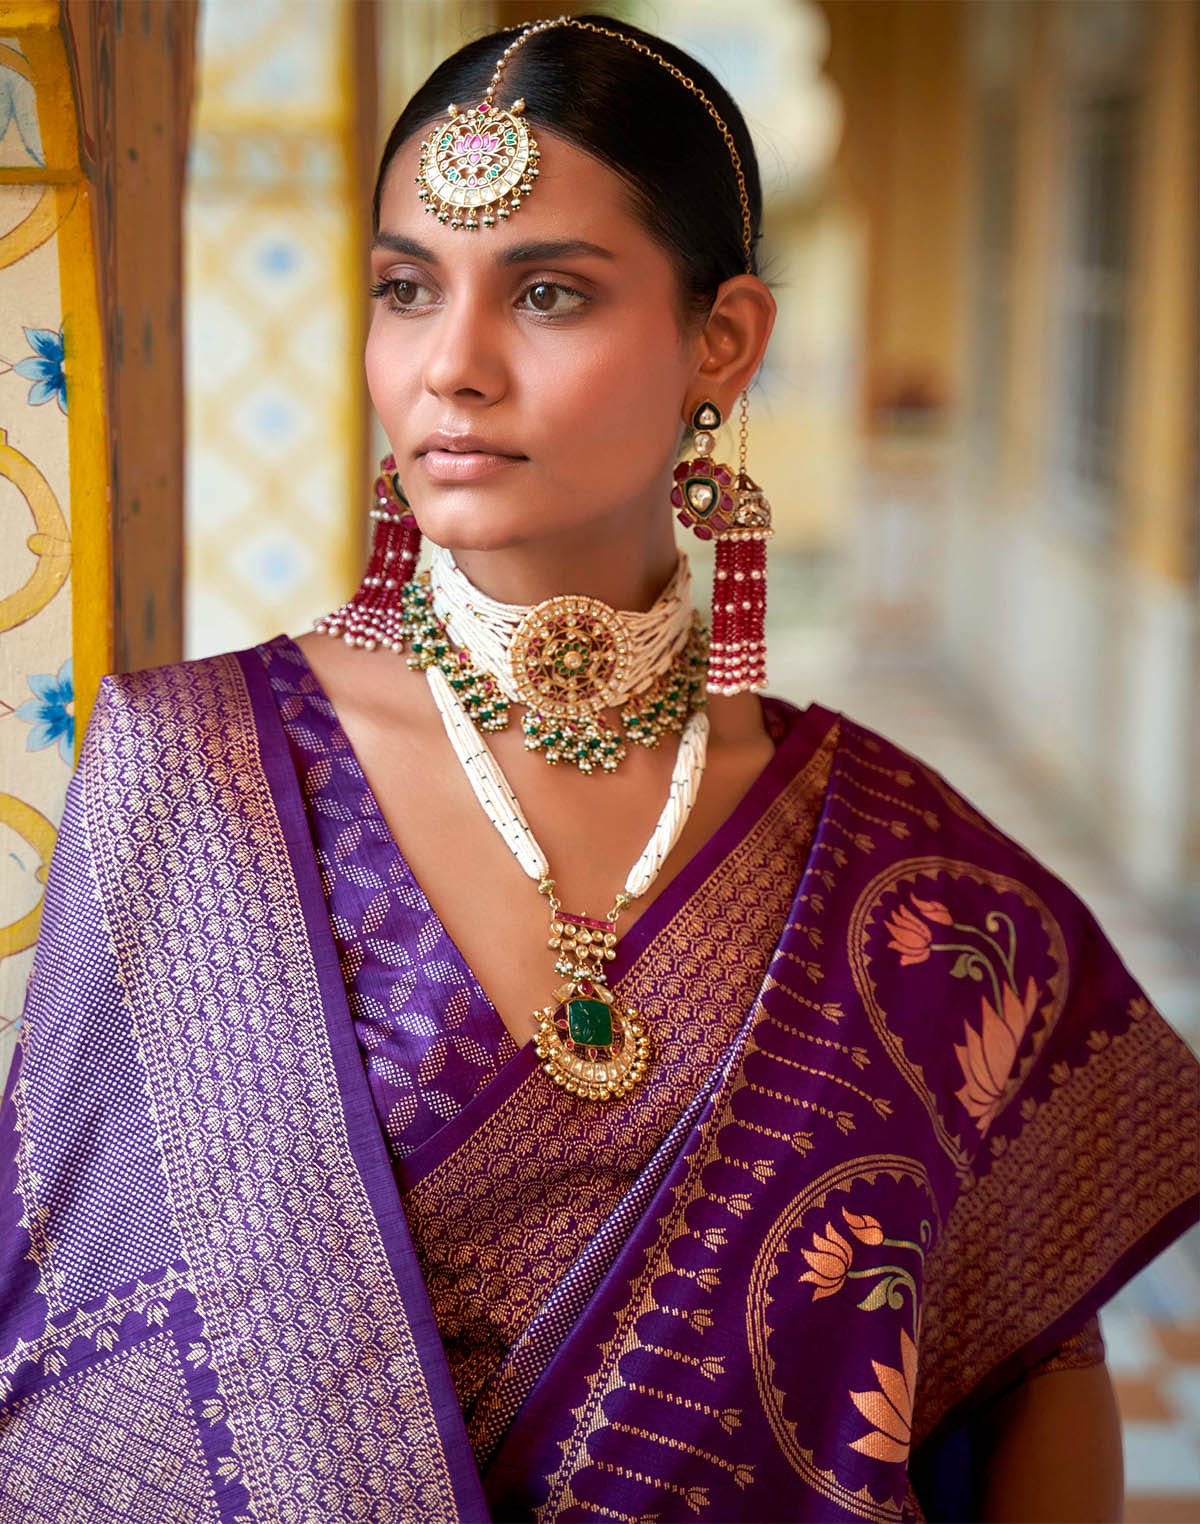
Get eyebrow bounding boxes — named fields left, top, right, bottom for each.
left=372, top=232, right=616, bottom=265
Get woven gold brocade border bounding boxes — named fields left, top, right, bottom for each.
left=83, top=659, right=459, bottom=1521
left=913, top=1001, right=1198, bottom=1443
left=0, top=1333, right=222, bottom=1523
left=402, top=722, right=839, bottom=1422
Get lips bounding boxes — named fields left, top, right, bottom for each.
left=415, top=430, right=525, bottom=459
left=416, top=431, right=527, bottom=484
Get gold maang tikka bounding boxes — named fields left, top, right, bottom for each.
left=415, top=17, right=579, bottom=230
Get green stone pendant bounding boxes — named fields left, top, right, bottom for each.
left=567, top=998, right=613, bottom=1048
left=532, top=975, right=651, bottom=1102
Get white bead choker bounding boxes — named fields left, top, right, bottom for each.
left=429, top=545, right=697, bottom=715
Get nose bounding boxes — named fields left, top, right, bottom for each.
left=421, top=289, right=508, bottom=405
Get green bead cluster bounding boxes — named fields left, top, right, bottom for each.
left=621, top=618, right=709, bottom=749
left=522, top=712, right=626, bottom=774
left=397, top=578, right=510, bottom=733
left=394, top=579, right=709, bottom=773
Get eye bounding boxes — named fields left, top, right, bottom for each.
left=369, top=277, right=434, bottom=310
left=520, top=281, right=589, bottom=316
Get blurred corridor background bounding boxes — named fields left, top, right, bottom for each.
left=1, top=0, right=1197, bottom=1513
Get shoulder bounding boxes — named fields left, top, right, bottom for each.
left=800, top=698, right=1039, bottom=871
left=94, top=646, right=258, bottom=708
left=806, top=702, right=1165, bottom=1070
left=84, top=646, right=273, bottom=765
left=793, top=697, right=1117, bottom=980
left=291, top=628, right=435, bottom=750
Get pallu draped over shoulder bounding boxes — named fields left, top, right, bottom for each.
left=1, top=643, right=1196, bottom=1523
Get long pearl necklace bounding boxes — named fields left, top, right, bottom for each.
left=424, top=633, right=710, bottom=1103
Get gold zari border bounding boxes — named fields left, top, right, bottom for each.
left=914, top=1002, right=1197, bottom=1442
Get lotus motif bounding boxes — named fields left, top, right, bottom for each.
left=884, top=902, right=934, bottom=966
left=799, top=1220, right=853, bottom=1301
left=849, top=1328, right=917, bottom=1464
left=842, top=1209, right=885, bottom=1246
left=954, top=974, right=1039, bottom=1130
left=452, top=131, right=499, bottom=163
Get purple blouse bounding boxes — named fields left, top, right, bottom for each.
left=260, top=635, right=519, bottom=1160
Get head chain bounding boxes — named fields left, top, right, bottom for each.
left=471, top=15, right=755, bottom=275
left=553, top=18, right=754, bottom=275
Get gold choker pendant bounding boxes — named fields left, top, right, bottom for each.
left=532, top=906, right=650, bottom=1101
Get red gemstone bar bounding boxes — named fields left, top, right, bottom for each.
left=561, top=912, right=615, bottom=932
left=708, top=531, right=768, bottom=695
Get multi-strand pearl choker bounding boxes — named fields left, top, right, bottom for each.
left=430, top=545, right=695, bottom=711
left=391, top=549, right=708, bottom=775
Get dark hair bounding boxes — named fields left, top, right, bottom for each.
left=373, top=14, right=763, bottom=324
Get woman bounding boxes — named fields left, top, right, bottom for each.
left=1, top=15, right=1196, bottom=1522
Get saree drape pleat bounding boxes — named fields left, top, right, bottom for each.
left=1, top=645, right=1196, bottom=1522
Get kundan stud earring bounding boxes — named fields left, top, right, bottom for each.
left=314, top=456, right=422, bottom=650
left=672, top=397, right=772, bottom=695
left=672, top=400, right=738, bottom=541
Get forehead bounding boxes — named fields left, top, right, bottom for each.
left=376, top=125, right=653, bottom=255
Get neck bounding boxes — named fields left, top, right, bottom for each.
left=449, top=500, right=681, bottom=614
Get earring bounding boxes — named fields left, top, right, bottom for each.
left=672, top=398, right=772, bottom=696
left=671, top=400, right=738, bottom=540
left=314, top=455, right=422, bottom=650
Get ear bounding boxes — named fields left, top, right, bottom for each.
left=688, top=274, right=776, bottom=420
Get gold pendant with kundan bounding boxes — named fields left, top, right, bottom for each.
left=532, top=909, right=650, bottom=1101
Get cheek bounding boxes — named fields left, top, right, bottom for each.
left=536, top=323, right=689, bottom=465
left=364, top=314, right=410, bottom=419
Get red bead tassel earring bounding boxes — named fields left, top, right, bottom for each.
left=671, top=397, right=772, bottom=695
left=314, top=455, right=421, bottom=651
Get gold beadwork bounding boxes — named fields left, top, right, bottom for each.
left=533, top=994, right=650, bottom=1102
left=415, top=15, right=570, bottom=230
left=509, top=594, right=631, bottom=717
left=417, top=103, right=539, bottom=230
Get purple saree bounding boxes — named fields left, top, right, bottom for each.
left=0, top=643, right=1197, bottom=1522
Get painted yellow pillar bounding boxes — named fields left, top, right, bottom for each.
left=0, top=1, right=111, bottom=1076
left=1, top=1, right=196, bottom=1079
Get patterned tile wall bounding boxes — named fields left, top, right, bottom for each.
left=0, top=24, right=82, bottom=1083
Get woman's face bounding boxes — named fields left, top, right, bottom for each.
left=367, top=128, right=704, bottom=553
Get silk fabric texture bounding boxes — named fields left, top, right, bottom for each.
left=0, top=642, right=1196, bottom=1522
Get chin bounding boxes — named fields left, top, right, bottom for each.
left=407, top=490, right=567, bottom=555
